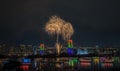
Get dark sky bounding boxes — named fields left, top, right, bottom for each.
left=1, top=0, right=120, bottom=47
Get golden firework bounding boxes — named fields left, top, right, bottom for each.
left=45, top=15, right=65, bottom=35
left=45, top=15, right=74, bottom=55
left=61, top=22, right=74, bottom=40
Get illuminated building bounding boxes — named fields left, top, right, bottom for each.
left=77, top=48, right=88, bottom=55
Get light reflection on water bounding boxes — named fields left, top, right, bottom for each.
left=28, top=57, right=120, bottom=71
left=1, top=57, right=120, bottom=71
left=80, top=62, right=91, bottom=68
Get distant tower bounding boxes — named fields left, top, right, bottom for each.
left=67, top=40, right=74, bottom=55
left=39, top=44, right=44, bottom=55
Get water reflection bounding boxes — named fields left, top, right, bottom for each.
left=1, top=57, right=120, bottom=71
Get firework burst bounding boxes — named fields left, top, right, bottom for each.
left=61, top=22, right=74, bottom=40
left=45, top=15, right=74, bottom=55
left=45, top=15, right=65, bottom=35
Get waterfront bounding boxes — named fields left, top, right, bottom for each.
left=0, top=45, right=120, bottom=71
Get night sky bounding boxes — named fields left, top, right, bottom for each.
left=1, top=0, right=120, bottom=47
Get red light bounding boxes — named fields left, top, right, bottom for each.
left=80, top=60, right=91, bottom=63
left=68, top=40, right=73, bottom=43
left=80, top=63, right=91, bottom=67
left=20, top=66, right=29, bottom=71
left=40, top=44, right=44, bottom=46
left=103, top=63, right=113, bottom=67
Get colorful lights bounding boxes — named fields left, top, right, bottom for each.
left=80, top=63, right=91, bottom=67
left=101, top=63, right=113, bottom=68
left=20, top=66, right=29, bottom=71
left=100, top=57, right=106, bottom=62
left=80, top=57, right=91, bottom=67
left=93, top=57, right=100, bottom=64
left=67, top=40, right=74, bottom=55
left=39, top=44, right=44, bottom=50
left=22, top=58, right=31, bottom=63
left=68, top=60, right=74, bottom=67
left=67, top=48, right=74, bottom=55
left=68, top=58, right=78, bottom=67
left=114, top=57, right=119, bottom=63
left=39, top=44, right=44, bottom=55
left=67, top=40, right=73, bottom=48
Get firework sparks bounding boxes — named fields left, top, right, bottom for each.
left=45, top=15, right=74, bottom=55
left=45, top=15, right=65, bottom=35
left=61, top=22, right=74, bottom=40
